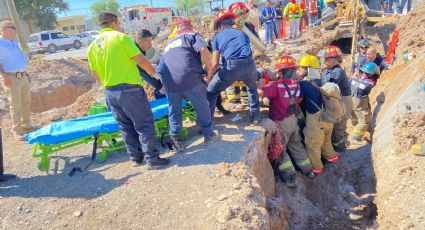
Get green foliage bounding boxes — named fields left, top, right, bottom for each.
left=91, top=0, right=121, bottom=25
left=174, top=0, right=207, bottom=12
left=15, top=0, right=69, bottom=30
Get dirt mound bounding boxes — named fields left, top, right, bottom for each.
left=26, top=58, right=95, bottom=113
left=393, top=112, right=425, bottom=153
left=368, top=1, right=425, bottom=64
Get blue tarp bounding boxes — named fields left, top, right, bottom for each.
left=26, top=98, right=184, bottom=145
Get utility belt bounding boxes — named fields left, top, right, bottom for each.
left=3, top=72, right=26, bottom=79
left=225, top=56, right=253, bottom=66
left=105, top=83, right=141, bottom=91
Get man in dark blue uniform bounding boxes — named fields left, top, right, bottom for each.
left=157, top=19, right=217, bottom=152
left=207, top=10, right=260, bottom=124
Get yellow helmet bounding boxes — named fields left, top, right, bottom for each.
left=299, top=55, right=320, bottom=68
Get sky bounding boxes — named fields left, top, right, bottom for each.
left=60, top=0, right=238, bottom=18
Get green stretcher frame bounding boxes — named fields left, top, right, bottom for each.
left=32, top=101, right=197, bottom=172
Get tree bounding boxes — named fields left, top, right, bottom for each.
left=15, top=0, right=69, bottom=30
left=91, top=0, right=121, bottom=24
left=174, top=0, right=206, bottom=13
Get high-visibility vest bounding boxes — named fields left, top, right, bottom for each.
left=300, top=0, right=307, bottom=13
left=288, top=3, right=301, bottom=15
left=308, top=0, right=319, bottom=14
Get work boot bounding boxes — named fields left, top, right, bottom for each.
left=131, top=160, right=143, bottom=167
left=171, top=135, right=185, bottom=153
left=313, top=168, right=324, bottom=175
left=216, top=105, right=231, bottom=115
left=326, top=155, right=339, bottom=164
left=285, top=172, right=298, bottom=188
left=204, top=130, right=219, bottom=146
left=146, top=156, right=170, bottom=170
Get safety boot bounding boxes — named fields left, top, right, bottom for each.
left=204, top=130, right=219, bottom=146
left=146, top=156, right=170, bottom=170
left=171, top=135, right=185, bottom=153
left=284, top=172, right=298, bottom=188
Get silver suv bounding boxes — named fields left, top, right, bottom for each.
left=27, top=30, right=82, bottom=54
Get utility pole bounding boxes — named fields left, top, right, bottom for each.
left=5, top=0, right=29, bottom=50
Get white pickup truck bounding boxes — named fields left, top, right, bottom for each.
left=27, top=30, right=82, bottom=54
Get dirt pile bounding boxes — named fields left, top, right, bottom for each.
left=393, top=112, right=425, bottom=154
left=368, top=1, right=425, bottom=64
left=26, top=58, right=95, bottom=113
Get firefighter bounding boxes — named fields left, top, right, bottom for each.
left=258, top=55, right=313, bottom=187
left=297, top=55, right=339, bottom=175
left=351, top=39, right=370, bottom=74
left=283, top=0, right=303, bottom=39
left=320, top=46, right=353, bottom=154
left=350, top=62, right=380, bottom=144
left=207, top=10, right=260, bottom=124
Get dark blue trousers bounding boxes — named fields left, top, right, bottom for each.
left=105, top=84, right=159, bottom=161
left=166, top=83, right=212, bottom=137
left=207, top=58, right=260, bottom=121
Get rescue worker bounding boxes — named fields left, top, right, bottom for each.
left=227, top=2, right=257, bottom=106
left=308, top=0, right=319, bottom=26
left=297, top=55, right=339, bottom=174
left=258, top=55, right=313, bottom=187
left=156, top=19, right=217, bottom=151
left=274, top=1, right=284, bottom=39
left=320, top=46, right=353, bottom=153
left=0, top=21, right=33, bottom=140
left=283, top=0, right=303, bottom=39
left=350, top=62, right=380, bottom=144
left=351, top=39, right=370, bottom=74
left=135, top=29, right=165, bottom=99
left=87, top=12, right=169, bottom=168
left=366, top=47, right=389, bottom=73
left=207, top=10, right=260, bottom=124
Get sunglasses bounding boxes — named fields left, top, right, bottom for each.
left=6, top=26, right=16, bottom=30
left=359, top=70, right=373, bottom=77
left=360, top=46, right=369, bottom=49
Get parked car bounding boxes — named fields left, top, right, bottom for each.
left=27, top=30, right=82, bottom=54
left=77, top=30, right=99, bottom=46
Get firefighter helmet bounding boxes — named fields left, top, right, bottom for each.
left=275, top=55, right=297, bottom=70
left=229, top=2, right=249, bottom=15
left=299, top=55, right=320, bottom=68
left=321, top=46, right=343, bottom=58
left=359, top=61, right=380, bottom=75
left=214, top=10, right=236, bottom=30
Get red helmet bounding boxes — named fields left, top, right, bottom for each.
left=229, top=2, right=249, bottom=15
left=214, top=10, right=236, bottom=30
left=322, top=46, right=343, bottom=58
left=274, top=55, right=297, bottom=70
left=176, top=19, right=192, bottom=28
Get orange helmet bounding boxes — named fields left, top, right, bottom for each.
left=274, top=55, right=297, bottom=70
left=322, top=46, right=343, bottom=58
left=214, top=10, right=236, bottom=30
left=229, top=2, right=249, bottom=15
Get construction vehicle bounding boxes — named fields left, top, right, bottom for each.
left=317, top=0, right=393, bottom=67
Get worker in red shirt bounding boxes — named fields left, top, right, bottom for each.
left=299, top=0, right=308, bottom=32
left=308, top=0, right=319, bottom=26
left=258, top=55, right=313, bottom=188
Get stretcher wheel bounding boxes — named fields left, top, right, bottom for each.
left=181, top=127, right=189, bottom=140
left=96, top=151, right=108, bottom=163
left=38, top=157, right=49, bottom=172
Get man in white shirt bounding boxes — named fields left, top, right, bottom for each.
left=0, top=21, right=32, bottom=140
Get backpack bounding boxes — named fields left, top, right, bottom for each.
left=308, top=80, right=346, bottom=123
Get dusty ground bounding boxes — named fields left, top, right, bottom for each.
left=1, top=4, right=425, bottom=229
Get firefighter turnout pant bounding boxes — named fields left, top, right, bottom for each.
left=332, top=95, right=353, bottom=153
left=304, top=111, right=338, bottom=170
left=277, top=115, right=312, bottom=180
left=351, top=96, right=372, bottom=139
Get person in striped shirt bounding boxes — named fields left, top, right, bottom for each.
left=258, top=55, right=313, bottom=188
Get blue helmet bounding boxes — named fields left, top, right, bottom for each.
left=359, top=61, right=380, bottom=75
left=358, top=39, right=370, bottom=48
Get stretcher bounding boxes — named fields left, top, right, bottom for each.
left=26, top=98, right=196, bottom=172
